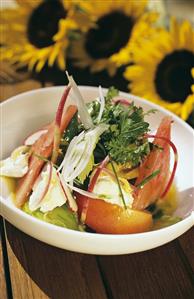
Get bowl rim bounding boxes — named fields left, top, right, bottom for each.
left=1, top=85, right=194, bottom=240
left=1, top=85, right=194, bottom=135
left=1, top=194, right=193, bottom=240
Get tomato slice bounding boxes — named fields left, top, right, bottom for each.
left=76, top=194, right=153, bottom=234
left=133, top=116, right=172, bottom=210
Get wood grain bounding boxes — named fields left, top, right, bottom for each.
left=1, top=69, right=194, bottom=299
left=178, top=228, right=194, bottom=272
left=0, top=219, right=8, bottom=299
left=5, top=221, right=107, bottom=299
left=1, top=80, right=107, bottom=299
left=98, top=231, right=194, bottom=299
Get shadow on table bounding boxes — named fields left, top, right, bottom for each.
left=5, top=223, right=106, bottom=299
left=5, top=221, right=194, bottom=299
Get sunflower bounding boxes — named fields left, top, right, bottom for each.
left=69, top=0, right=158, bottom=76
left=124, top=18, right=194, bottom=120
left=0, top=0, right=89, bottom=72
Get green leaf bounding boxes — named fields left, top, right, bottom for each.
left=23, top=202, right=45, bottom=221
left=22, top=202, right=81, bottom=231
left=45, top=206, right=80, bottom=230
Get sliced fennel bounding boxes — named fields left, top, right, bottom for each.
left=60, top=124, right=108, bottom=183
left=78, top=155, right=94, bottom=184
left=66, top=72, right=93, bottom=129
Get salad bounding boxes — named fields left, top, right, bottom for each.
left=0, top=74, right=181, bottom=234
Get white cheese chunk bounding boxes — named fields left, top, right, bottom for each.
left=29, top=166, right=67, bottom=213
left=93, top=170, right=134, bottom=208
left=0, top=146, right=30, bottom=178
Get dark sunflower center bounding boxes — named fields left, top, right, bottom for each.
left=155, top=50, right=194, bottom=103
left=85, top=11, right=134, bottom=59
left=27, top=0, right=67, bottom=48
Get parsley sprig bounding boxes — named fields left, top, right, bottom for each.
left=99, top=88, right=151, bottom=166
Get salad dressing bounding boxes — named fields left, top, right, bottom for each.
left=1, top=176, right=17, bottom=202
left=1, top=176, right=180, bottom=230
left=153, top=184, right=181, bottom=229
left=0, top=83, right=181, bottom=234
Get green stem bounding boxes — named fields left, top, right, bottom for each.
left=110, top=159, right=127, bottom=210
left=33, top=153, right=58, bottom=168
left=136, top=169, right=160, bottom=189
left=99, top=142, right=127, bottom=209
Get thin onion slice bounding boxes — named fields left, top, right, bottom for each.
left=29, top=161, right=52, bottom=211
left=60, top=174, right=102, bottom=200
left=112, top=97, right=131, bottom=106
left=67, top=183, right=102, bottom=200
left=24, top=129, right=48, bottom=146
left=58, top=173, right=78, bottom=212
left=52, top=85, right=71, bottom=163
left=145, top=134, right=178, bottom=198
left=88, top=156, right=110, bottom=191
left=81, top=156, right=109, bottom=223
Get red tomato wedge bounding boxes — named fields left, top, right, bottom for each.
left=76, top=194, right=153, bottom=234
left=15, top=104, right=77, bottom=207
left=133, top=116, right=172, bottom=210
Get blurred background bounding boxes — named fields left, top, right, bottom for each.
left=0, top=0, right=194, bottom=126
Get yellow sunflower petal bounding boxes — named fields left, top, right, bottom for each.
left=0, top=0, right=88, bottom=71
left=180, top=95, right=194, bottom=120
left=70, top=0, right=157, bottom=74
left=179, top=20, right=194, bottom=50
left=125, top=17, right=194, bottom=120
left=15, top=0, right=40, bottom=9
left=57, top=49, right=66, bottom=70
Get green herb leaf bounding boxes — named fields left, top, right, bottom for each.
left=97, top=94, right=151, bottom=166
left=106, top=86, right=119, bottom=103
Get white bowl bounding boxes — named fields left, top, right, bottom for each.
left=1, top=86, right=194, bottom=255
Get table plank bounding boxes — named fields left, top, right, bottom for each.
left=178, top=228, right=194, bottom=272
left=4, top=221, right=107, bottom=299
left=1, top=68, right=194, bottom=299
left=0, top=246, right=8, bottom=299
left=1, top=80, right=107, bottom=299
left=0, top=218, right=8, bottom=299
left=98, top=234, right=194, bottom=299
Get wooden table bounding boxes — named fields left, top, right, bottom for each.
left=1, top=80, right=194, bottom=299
